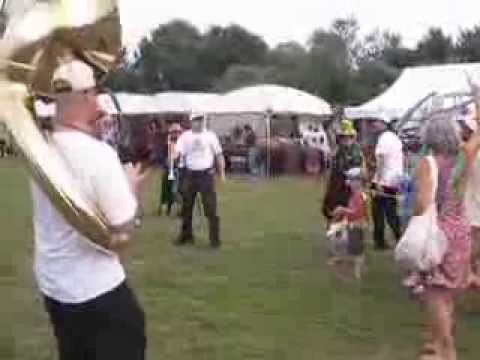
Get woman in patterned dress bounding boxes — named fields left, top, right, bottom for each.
left=407, top=114, right=480, bottom=360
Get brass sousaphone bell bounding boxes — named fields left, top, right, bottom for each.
left=0, top=0, right=123, bottom=249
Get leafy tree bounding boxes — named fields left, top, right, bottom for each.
left=213, top=64, right=277, bottom=92
left=330, top=17, right=361, bottom=67
left=456, top=26, right=480, bottom=62
left=105, top=16, right=480, bottom=107
left=416, top=27, right=454, bottom=64
left=104, top=48, right=141, bottom=92
left=135, top=20, right=206, bottom=91
left=198, top=24, right=269, bottom=84
left=267, top=42, right=307, bottom=88
left=303, top=29, right=351, bottom=103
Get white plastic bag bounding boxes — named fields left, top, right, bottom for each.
left=394, top=156, right=447, bottom=272
left=327, top=221, right=349, bottom=256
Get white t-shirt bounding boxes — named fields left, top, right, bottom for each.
left=31, top=131, right=138, bottom=304
left=466, top=153, right=480, bottom=227
left=303, top=130, right=330, bottom=154
left=302, top=130, right=314, bottom=147
left=373, top=131, right=404, bottom=188
left=175, top=130, right=222, bottom=171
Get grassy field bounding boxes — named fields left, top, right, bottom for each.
left=2, top=159, right=480, bottom=359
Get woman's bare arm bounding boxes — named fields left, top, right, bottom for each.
left=413, top=158, right=433, bottom=216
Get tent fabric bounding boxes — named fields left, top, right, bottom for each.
left=154, top=92, right=218, bottom=113
left=199, top=84, right=332, bottom=116
left=115, top=92, right=218, bottom=115
left=114, top=93, right=157, bottom=115
left=345, top=63, right=480, bottom=121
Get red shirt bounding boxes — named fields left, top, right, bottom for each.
left=345, top=191, right=368, bottom=223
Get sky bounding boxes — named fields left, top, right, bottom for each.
left=119, top=0, right=480, bottom=50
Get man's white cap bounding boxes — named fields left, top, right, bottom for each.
left=375, top=112, right=393, bottom=124
left=52, top=59, right=96, bottom=92
left=190, top=111, right=206, bottom=121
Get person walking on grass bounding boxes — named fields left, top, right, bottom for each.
left=404, top=115, right=480, bottom=360
left=461, top=107, right=480, bottom=276
left=175, top=113, right=226, bottom=248
left=369, top=116, right=404, bottom=250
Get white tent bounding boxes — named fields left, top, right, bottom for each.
left=200, top=84, right=332, bottom=116
left=113, top=92, right=218, bottom=115
left=199, top=84, right=332, bottom=177
left=114, top=93, right=158, bottom=115
left=154, top=92, right=218, bottom=114
left=345, top=63, right=480, bottom=121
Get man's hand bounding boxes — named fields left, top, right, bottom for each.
left=332, top=207, right=347, bottom=220
left=216, top=154, right=227, bottom=183
left=125, top=163, right=151, bottom=196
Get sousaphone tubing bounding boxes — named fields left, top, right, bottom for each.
left=0, top=0, right=123, bottom=248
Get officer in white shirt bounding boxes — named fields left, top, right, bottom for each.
left=175, top=113, right=226, bottom=248
left=31, top=60, right=148, bottom=360
left=370, top=116, right=404, bottom=250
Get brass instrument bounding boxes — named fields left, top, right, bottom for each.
left=167, top=134, right=176, bottom=181
left=0, top=0, right=123, bottom=248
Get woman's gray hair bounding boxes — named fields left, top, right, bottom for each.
left=421, top=113, right=462, bottom=155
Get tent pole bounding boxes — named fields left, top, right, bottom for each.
left=266, top=109, right=272, bottom=178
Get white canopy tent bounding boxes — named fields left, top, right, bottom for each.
left=154, top=92, right=218, bottom=114
left=109, top=92, right=218, bottom=115
left=114, top=93, right=158, bottom=115
left=345, top=63, right=480, bottom=121
left=199, top=84, right=332, bottom=116
left=198, top=84, right=333, bottom=176
left=199, top=84, right=332, bottom=141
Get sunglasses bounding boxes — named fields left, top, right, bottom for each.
left=53, top=81, right=99, bottom=96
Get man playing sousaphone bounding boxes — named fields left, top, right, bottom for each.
left=31, top=59, right=148, bottom=359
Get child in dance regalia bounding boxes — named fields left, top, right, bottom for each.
left=327, top=167, right=369, bottom=280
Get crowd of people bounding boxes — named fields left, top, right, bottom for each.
left=21, top=57, right=480, bottom=360
left=323, top=105, right=480, bottom=359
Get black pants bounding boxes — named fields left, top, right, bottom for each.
left=0, top=140, right=5, bottom=158
left=44, top=282, right=146, bottom=360
left=180, top=169, right=220, bottom=246
left=371, top=189, right=402, bottom=249
left=160, top=171, right=175, bottom=214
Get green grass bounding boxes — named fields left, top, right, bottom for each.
left=2, top=159, right=480, bottom=359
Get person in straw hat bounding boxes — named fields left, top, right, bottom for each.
left=322, top=119, right=364, bottom=224
left=31, top=59, right=148, bottom=360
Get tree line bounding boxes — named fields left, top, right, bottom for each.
left=105, top=17, right=480, bottom=106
